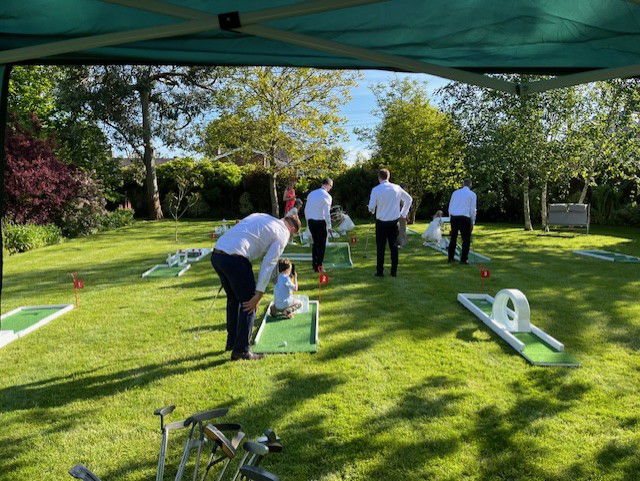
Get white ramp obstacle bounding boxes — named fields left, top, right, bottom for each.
left=458, top=289, right=579, bottom=367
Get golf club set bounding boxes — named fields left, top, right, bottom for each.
left=69, top=405, right=283, bottom=481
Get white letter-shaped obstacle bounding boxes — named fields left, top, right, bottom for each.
left=492, top=289, right=531, bottom=333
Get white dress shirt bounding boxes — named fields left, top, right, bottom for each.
left=304, top=187, right=332, bottom=229
left=448, top=186, right=477, bottom=224
left=214, top=213, right=290, bottom=293
left=368, top=180, right=413, bottom=221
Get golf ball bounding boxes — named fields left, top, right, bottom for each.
left=282, top=341, right=288, bottom=347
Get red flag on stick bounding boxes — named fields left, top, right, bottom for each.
left=350, top=236, right=358, bottom=245
left=479, top=265, right=490, bottom=292
left=318, top=271, right=329, bottom=302
left=71, top=272, right=84, bottom=306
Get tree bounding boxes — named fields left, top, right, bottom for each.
left=58, top=66, right=229, bottom=219
left=8, top=66, right=59, bottom=127
left=363, top=79, right=464, bottom=222
left=202, top=67, right=358, bottom=217
left=567, top=80, right=640, bottom=204
left=440, top=76, right=578, bottom=230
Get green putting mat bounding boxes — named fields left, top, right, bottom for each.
left=143, top=265, right=189, bottom=278
left=573, top=249, right=640, bottom=263
left=253, top=302, right=318, bottom=353
left=1, top=307, right=62, bottom=332
left=283, top=243, right=353, bottom=268
left=424, top=242, right=491, bottom=263
left=462, top=296, right=579, bottom=367
left=513, top=333, right=580, bottom=366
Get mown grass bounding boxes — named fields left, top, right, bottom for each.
left=2, top=220, right=640, bottom=481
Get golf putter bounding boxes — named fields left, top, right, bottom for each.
left=195, top=286, right=224, bottom=340
left=173, top=408, right=230, bottom=481
left=199, top=423, right=245, bottom=481
left=154, top=405, right=176, bottom=481
left=238, top=466, right=281, bottom=481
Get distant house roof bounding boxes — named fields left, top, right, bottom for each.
left=117, top=157, right=176, bottom=167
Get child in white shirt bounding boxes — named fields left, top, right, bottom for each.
left=270, top=258, right=303, bottom=318
left=423, top=210, right=449, bottom=248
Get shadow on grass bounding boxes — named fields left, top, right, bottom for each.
left=0, top=351, right=227, bottom=412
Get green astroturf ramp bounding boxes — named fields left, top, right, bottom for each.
left=283, top=243, right=353, bottom=268
left=573, top=250, right=640, bottom=263
left=459, top=294, right=579, bottom=367
left=253, top=302, right=318, bottom=353
left=2, top=307, right=62, bottom=332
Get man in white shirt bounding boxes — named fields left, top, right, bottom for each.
left=368, top=169, right=412, bottom=277
left=304, top=178, right=333, bottom=272
left=212, top=213, right=301, bottom=360
left=447, top=179, right=477, bottom=264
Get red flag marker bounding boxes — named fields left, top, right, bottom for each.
left=71, top=272, right=85, bottom=306
left=479, top=265, right=490, bottom=292
left=350, top=236, right=358, bottom=245
left=210, top=232, right=218, bottom=240
left=318, top=271, right=329, bottom=302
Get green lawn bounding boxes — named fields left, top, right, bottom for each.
left=2, top=220, right=640, bottom=481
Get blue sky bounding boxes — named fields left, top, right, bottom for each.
left=338, top=70, right=449, bottom=163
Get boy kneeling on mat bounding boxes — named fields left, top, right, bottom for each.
left=270, top=258, right=303, bottom=318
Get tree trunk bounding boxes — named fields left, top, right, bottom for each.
left=541, top=178, right=549, bottom=232
left=269, top=172, right=279, bottom=217
left=523, top=175, right=533, bottom=230
left=578, top=179, right=590, bottom=204
left=140, top=85, right=163, bottom=220
left=408, top=198, right=420, bottom=224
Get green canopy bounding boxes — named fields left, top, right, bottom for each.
left=3, top=0, right=640, bottom=94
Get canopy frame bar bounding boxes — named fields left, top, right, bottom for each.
left=0, top=0, right=383, bottom=65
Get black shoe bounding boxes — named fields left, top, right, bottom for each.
left=447, top=258, right=454, bottom=263
left=231, top=350, right=265, bottom=361
left=374, top=272, right=384, bottom=277
left=460, top=260, right=469, bottom=265
left=225, top=345, right=233, bottom=352
left=390, top=272, right=397, bottom=277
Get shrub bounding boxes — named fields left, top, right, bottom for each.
left=57, top=170, right=108, bottom=237
left=611, top=205, right=640, bottom=226
left=100, top=208, right=135, bottom=230
left=2, top=222, right=62, bottom=254
left=5, top=116, right=79, bottom=224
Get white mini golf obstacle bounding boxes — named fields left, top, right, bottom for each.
left=573, top=249, right=640, bottom=263
left=177, top=248, right=213, bottom=263
left=0, top=304, right=74, bottom=348
left=458, top=289, right=579, bottom=367
left=142, top=251, right=190, bottom=278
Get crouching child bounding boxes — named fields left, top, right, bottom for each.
left=270, top=258, right=303, bottom=318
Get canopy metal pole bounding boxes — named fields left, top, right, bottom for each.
left=0, top=64, right=12, bottom=308
left=0, top=0, right=385, bottom=65
left=238, top=24, right=519, bottom=95
left=523, top=64, right=640, bottom=94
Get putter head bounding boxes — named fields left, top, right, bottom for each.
left=256, top=429, right=283, bottom=453
left=69, top=464, right=103, bottom=481
left=242, top=441, right=269, bottom=457
left=239, top=465, right=280, bottom=481
left=154, top=405, right=176, bottom=417
left=204, top=424, right=238, bottom=459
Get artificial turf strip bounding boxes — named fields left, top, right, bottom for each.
left=574, top=249, right=640, bottom=262
left=467, top=299, right=579, bottom=367
left=423, top=242, right=491, bottom=263
left=283, top=243, right=353, bottom=268
left=1, top=307, right=62, bottom=332
left=512, top=333, right=580, bottom=366
left=253, top=303, right=318, bottom=353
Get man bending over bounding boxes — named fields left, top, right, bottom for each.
left=211, top=213, right=301, bottom=361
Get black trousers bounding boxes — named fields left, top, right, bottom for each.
left=308, top=219, right=328, bottom=271
left=210, top=252, right=256, bottom=353
left=448, top=215, right=472, bottom=263
left=375, top=219, right=399, bottom=275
